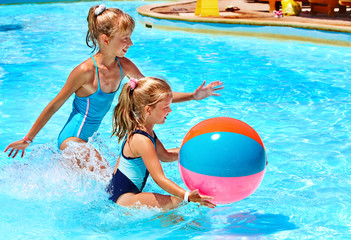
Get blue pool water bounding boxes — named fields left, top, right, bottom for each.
left=1, top=1, right=351, bottom=239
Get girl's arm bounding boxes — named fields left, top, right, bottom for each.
left=172, top=80, right=224, bottom=103
left=122, top=58, right=224, bottom=103
left=155, top=138, right=179, bottom=162
left=122, top=57, right=144, bottom=80
left=134, top=135, right=215, bottom=208
left=4, top=65, right=90, bottom=158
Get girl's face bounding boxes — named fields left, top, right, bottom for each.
left=149, top=95, right=172, bottom=125
left=108, top=30, right=133, bottom=57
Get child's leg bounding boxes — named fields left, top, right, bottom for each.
left=117, top=192, right=183, bottom=211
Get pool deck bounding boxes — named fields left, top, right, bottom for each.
left=137, top=0, right=351, bottom=33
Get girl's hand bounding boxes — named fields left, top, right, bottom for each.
left=193, top=81, right=224, bottom=101
left=4, top=140, right=29, bottom=158
left=188, top=189, right=216, bottom=208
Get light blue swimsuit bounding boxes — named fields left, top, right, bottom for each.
left=106, top=130, right=157, bottom=202
left=57, top=56, right=123, bottom=148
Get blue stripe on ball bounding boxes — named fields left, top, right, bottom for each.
left=179, top=132, right=266, bottom=177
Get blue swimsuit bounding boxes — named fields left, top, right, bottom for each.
left=57, top=56, right=123, bottom=148
left=106, top=130, right=157, bottom=203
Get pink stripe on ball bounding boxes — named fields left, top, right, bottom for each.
left=179, top=163, right=266, bottom=204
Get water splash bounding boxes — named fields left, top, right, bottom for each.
left=0, top=133, right=118, bottom=203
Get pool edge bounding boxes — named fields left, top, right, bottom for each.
left=136, top=0, right=351, bottom=46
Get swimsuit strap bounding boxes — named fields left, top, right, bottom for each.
left=116, top=57, right=123, bottom=81
left=91, top=56, right=101, bottom=90
left=91, top=56, right=123, bottom=90
left=120, top=130, right=157, bottom=159
left=133, top=129, right=157, bottom=144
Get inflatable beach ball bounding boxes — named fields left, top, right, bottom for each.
left=178, top=117, right=267, bottom=204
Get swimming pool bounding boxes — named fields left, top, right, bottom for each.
left=1, top=1, right=351, bottom=239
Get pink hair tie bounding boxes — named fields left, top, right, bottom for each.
left=129, top=78, right=138, bottom=90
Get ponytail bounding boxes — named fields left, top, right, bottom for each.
left=86, top=6, right=99, bottom=52
left=112, top=84, right=140, bottom=143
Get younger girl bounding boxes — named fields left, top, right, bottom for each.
left=107, top=77, right=216, bottom=210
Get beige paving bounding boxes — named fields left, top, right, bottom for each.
left=137, top=0, right=351, bottom=33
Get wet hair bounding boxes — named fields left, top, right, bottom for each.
left=112, top=77, right=173, bottom=143
left=86, top=6, right=135, bottom=52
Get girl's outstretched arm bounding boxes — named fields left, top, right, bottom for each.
left=134, top=135, right=215, bottom=208
left=122, top=58, right=223, bottom=103
left=4, top=65, right=90, bottom=158
left=172, top=80, right=224, bottom=103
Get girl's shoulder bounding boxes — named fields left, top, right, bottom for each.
left=70, top=58, right=96, bottom=80
left=118, top=56, right=133, bottom=65
left=118, top=57, right=143, bottom=78
left=127, top=132, right=156, bottom=157
left=76, top=57, right=96, bottom=73
left=118, top=57, right=134, bottom=70
left=130, top=131, right=155, bottom=146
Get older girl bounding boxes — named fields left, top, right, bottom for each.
left=5, top=5, right=223, bottom=171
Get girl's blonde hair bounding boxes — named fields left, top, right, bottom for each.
left=86, top=6, right=135, bottom=52
left=112, top=77, right=173, bottom=143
